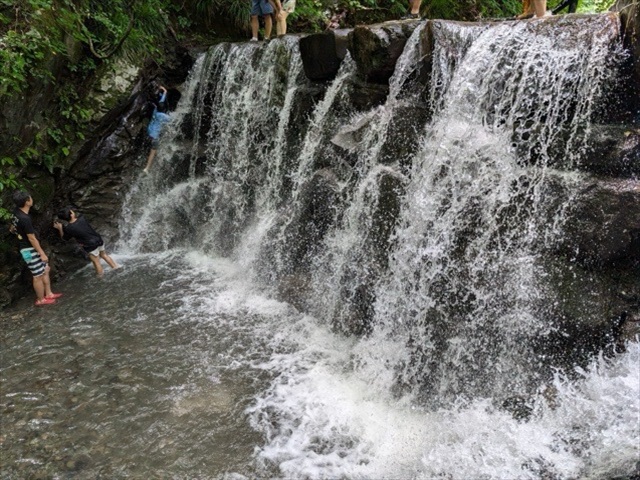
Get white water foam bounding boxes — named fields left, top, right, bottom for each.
left=247, top=320, right=639, bottom=479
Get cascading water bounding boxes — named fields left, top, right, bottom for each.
left=371, top=17, right=625, bottom=404
left=3, top=15, right=636, bottom=480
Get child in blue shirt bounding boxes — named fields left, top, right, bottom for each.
left=143, top=85, right=171, bottom=173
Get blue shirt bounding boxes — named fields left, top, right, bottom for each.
left=147, top=109, right=171, bottom=139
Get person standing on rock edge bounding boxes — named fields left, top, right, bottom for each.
left=53, top=207, right=119, bottom=276
left=552, top=0, right=578, bottom=14
left=250, top=0, right=274, bottom=41
left=401, top=0, right=422, bottom=19
left=517, top=0, right=549, bottom=19
left=276, top=0, right=294, bottom=36
left=143, top=85, right=171, bottom=173
left=9, top=190, right=62, bottom=306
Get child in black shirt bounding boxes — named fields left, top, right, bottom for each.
left=53, top=207, right=119, bottom=276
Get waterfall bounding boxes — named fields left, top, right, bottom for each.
left=371, top=16, right=623, bottom=404
left=119, top=15, right=625, bottom=405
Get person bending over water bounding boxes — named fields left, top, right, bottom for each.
left=53, top=207, right=119, bottom=276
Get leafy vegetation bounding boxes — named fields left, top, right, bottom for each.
left=0, top=0, right=173, bottom=219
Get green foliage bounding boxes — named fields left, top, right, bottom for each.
left=0, top=157, right=25, bottom=221
left=0, top=0, right=174, bottom=208
left=578, top=0, right=618, bottom=12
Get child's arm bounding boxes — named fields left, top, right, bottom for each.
left=53, top=220, right=65, bottom=239
left=158, top=86, right=168, bottom=104
left=27, top=233, right=48, bottom=263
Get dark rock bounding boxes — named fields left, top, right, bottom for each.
left=331, top=169, right=405, bottom=336
left=299, top=31, right=343, bottom=81
left=331, top=101, right=430, bottom=167
left=501, top=396, right=533, bottom=421
left=334, top=29, right=351, bottom=61
left=613, top=0, right=640, bottom=90
left=258, top=168, right=342, bottom=283
left=346, top=77, right=389, bottom=111
left=284, top=168, right=341, bottom=271
left=348, top=21, right=422, bottom=83
left=579, top=125, right=640, bottom=177
left=277, top=274, right=311, bottom=312
left=560, top=177, right=640, bottom=268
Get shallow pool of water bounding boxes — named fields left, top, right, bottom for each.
left=1, top=251, right=638, bottom=479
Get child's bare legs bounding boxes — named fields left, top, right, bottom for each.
left=517, top=0, right=534, bottom=19
left=277, top=11, right=289, bottom=36
left=409, top=0, right=422, bottom=15
left=533, top=0, right=547, bottom=17
left=89, top=255, right=105, bottom=276
left=144, top=148, right=157, bottom=173
left=100, top=251, right=118, bottom=270
left=32, top=267, right=51, bottom=300
left=251, top=15, right=259, bottom=39
left=264, top=14, right=273, bottom=39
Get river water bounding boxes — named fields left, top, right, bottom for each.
left=2, top=253, right=639, bottom=479
left=2, top=15, right=640, bottom=480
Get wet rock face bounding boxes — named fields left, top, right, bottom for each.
left=347, top=21, right=422, bottom=84
left=299, top=31, right=343, bottom=81
left=561, top=178, right=640, bottom=268
left=580, top=126, right=640, bottom=177
left=614, top=0, right=640, bottom=81
left=612, top=0, right=640, bottom=119
left=56, top=47, right=195, bottom=244
left=281, top=168, right=341, bottom=273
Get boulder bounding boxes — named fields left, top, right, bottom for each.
left=560, top=177, right=640, bottom=268
left=299, top=31, right=344, bottom=81
left=285, top=168, right=341, bottom=271
left=613, top=0, right=640, bottom=88
left=579, top=125, right=640, bottom=177
left=348, top=21, right=423, bottom=83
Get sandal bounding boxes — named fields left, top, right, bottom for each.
left=35, top=297, right=56, bottom=306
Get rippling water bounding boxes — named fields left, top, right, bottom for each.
left=1, top=252, right=287, bottom=479
left=2, top=251, right=638, bottom=479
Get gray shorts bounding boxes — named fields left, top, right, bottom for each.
left=88, top=244, right=106, bottom=257
left=251, top=0, right=274, bottom=16
left=20, top=248, right=47, bottom=277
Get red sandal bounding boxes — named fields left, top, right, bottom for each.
left=35, top=297, right=56, bottom=306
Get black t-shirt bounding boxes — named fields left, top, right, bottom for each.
left=11, top=208, right=36, bottom=250
left=63, top=216, right=103, bottom=252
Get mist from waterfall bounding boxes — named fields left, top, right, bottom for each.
left=115, top=16, right=638, bottom=480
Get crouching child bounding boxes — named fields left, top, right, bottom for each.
left=53, top=208, right=118, bottom=276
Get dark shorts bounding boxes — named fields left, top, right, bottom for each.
left=20, top=248, right=47, bottom=277
left=149, top=136, right=160, bottom=149
left=251, top=0, right=274, bottom=16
